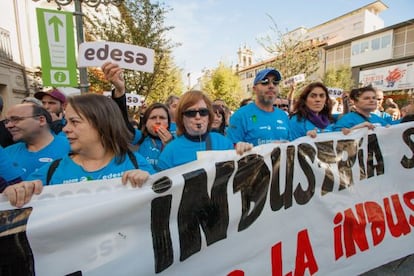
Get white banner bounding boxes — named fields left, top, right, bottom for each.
left=1, top=123, right=414, bottom=275
left=103, top=91, right=144, bottom=107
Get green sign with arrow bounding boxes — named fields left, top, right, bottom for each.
left=36, top=8, right=77, bottom=87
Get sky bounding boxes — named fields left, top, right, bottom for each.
left=164, top=0, right=414, bottom=85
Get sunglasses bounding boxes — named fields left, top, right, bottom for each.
left=274, top=104, right=289, bottom=108
left=182, top=108, right=210, bottom=118
left=257, top=78, right=279, bottom=86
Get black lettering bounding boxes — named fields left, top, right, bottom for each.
left=234, top=154, right=270, bottom=231
left=270, top=147, right=283, bottom=211
left=84, top=48, right=95, bottom=60
left=178, top=163, right=232, bottom=261
left=336, top=139, right=357, bottom=190
left=295, top=143, right=316, bottom=205
left=314, top=141, right=336, bottom=195
left=96, top=44, right=109, bottom=60
left=124, top=51, right=134, bottom=63
left=136, top=53, right=147, bottom=65
left=401, top=127, right=414, bottom=168
left=367, top=134, right=384, bottom=178
left=357, top=137, right=366, bottom=180
left=284, top=145, right=295, bottom=208
left=151, top=176, right=173, bottom=273
left=110, top=48, right=122, bottom=61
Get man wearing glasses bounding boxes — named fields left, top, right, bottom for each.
left=3, top=103, right=70, bottom=179
left=227, top=68, right=291, bottom=146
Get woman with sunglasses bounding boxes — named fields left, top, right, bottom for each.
left=157, top=90, right=252, bottom=171
left=289, top=82, right=336, bottom=140
left=134, top=102, right=174, bottom=171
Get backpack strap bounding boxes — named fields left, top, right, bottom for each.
left=46, top=159, right=62, bottom=185
left=127, top=151, right=139, bottom=169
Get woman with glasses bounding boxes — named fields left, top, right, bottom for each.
left=134, top=103, right=174, bottom=171
left=157, top=90, right=252, bottom=171
left=289, top=82, right=336, bottom=140
left=3, top=94, right=155, bottom=207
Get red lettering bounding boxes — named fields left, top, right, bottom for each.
left=295, top=229, right=318, bottom=276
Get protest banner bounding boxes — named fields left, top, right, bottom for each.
left=1, top=123, right=414, bottom=275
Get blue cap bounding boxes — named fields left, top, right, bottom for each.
left=253, top=68, right=282, bottom=85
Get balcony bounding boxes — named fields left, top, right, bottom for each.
left=0, top=27, right=13, bottom=61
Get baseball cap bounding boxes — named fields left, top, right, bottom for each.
left=34, top=89, right=66, bottom=104
left=253, top=68, right=282, bottom=85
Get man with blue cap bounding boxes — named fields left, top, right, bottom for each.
left=227, top=68, right=291, bottom=146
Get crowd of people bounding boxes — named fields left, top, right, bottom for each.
left=1, top=63, right=413, bottom=207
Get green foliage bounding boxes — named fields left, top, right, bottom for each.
left=84, top=0, right=183, bottom=103
left=257, top=16, right=321, bottom=98
left=201, top=63, right=244, bottom=110
left=322, top=65, right=354, bottom=91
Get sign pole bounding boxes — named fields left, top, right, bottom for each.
left=74, top=0, right=89, bottom=93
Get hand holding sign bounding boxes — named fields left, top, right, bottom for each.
left=78, top=41, right=154, bottom=73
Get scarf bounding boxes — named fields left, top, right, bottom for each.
left=307, top=108, right=330, bottom=129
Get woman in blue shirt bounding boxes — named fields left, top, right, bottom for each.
left=157, top=90, right=252, bottom=171
left=4, top=94, right=155, bottom=207
left=134, top=103, right=174, bottom=171
left=289, top=82, right=335, bottom=140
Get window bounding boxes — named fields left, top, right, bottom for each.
left=381, top=35, right=391, bottom=48
left=371, top=38, right=380, bottom=50
left=352, top=44, right=360, bottom=56
left=361, top=41, right=369, bottom=52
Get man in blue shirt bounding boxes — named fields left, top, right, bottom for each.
left=4, top=103, right=70, bottom=179
left=227, top=68, right=291, bottom=146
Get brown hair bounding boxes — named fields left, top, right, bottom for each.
left=291, top=82, right=333, bottom=122
left=175, top=90, right=214, bottom=136
left=67, top=93, right=134, bottom=164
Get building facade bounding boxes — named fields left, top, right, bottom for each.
left=236, top=0, right=414, bottom=102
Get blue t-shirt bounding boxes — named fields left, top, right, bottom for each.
left=27, top=151, right=155, bottom=185
left=4, top=135, right=70, bottom=179
left=137, top=136, right=164, bottom=171
left=0, top=146, right=24, bottom=192
left=169, top=122, right=177, bottom=138
left=226, top=103, right=291, bottom=146
left=333, top=112, right=389, bottom=131
left=157, top=132, right=234, bottom=171
left=289, top=114, right=335, bottom=140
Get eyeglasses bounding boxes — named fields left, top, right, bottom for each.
left=182, top=108, right=209, bottom=118
left=3, top=115, right=40, bottom=125
left=274, top=104, right=289, bottom=108
left=257, top=78, right=279, bottom=86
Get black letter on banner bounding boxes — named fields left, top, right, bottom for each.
left=179, top=162, right=233, bottom=261
left=336, top=139, right=357, bottom=190
left=234, top=154, right=270, bottom=231
left=295, top=143, right=316, bottom=205
left=315, top=141, right=336, bottom=195
left=0, top=208, right=35, bottom=275
left=270, top=147, right=283, bottom=211
left=151, top=176, right=173, bottom=273
left=357, top=137, right=367, bottom=180
left=367, top=134, right=384, bottom=178
left=401, top=127, right=414, bottom=169
left=284, top=145, right=295, bottom=208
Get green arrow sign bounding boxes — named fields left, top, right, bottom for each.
left=36, top=8, right=77, bottom=87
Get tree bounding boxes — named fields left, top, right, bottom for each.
left=322, top=65, right=354, bottom=91
left=201, top=63, right=245, bottom=110
left=257, top=16, right=322, bottom=98
left=84, top=0, right=183, bottom=103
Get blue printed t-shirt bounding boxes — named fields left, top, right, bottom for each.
left=289, top=114, right=335, bottom=140
left=157, top=132, right=234, bottom=171
left=227, top=103, right=291, bottom=146
left=4, top=135, right=70, bottom=179
left=0, top=146, right=24, bottom=192
left=27, top=151, right=155, bottom=185
left=333, top=112, right=389, bottom=131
